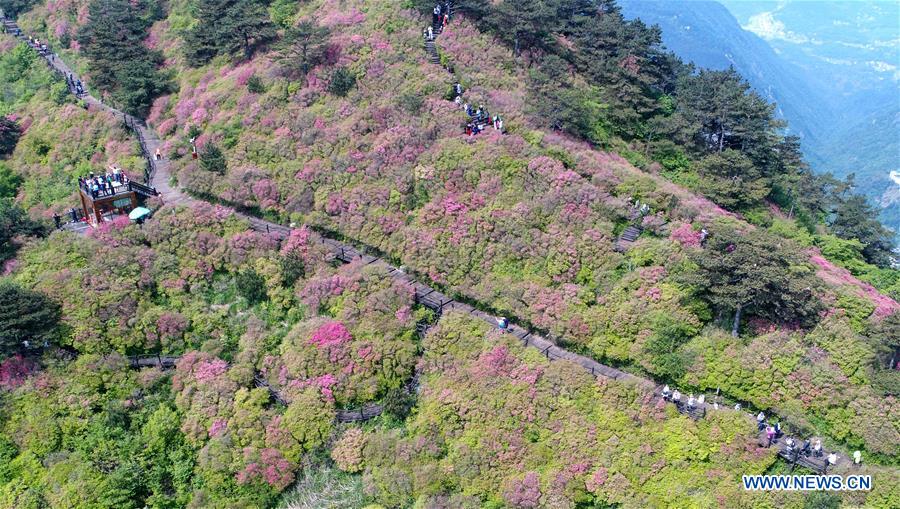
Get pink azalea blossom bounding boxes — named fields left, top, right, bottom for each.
left=308, top=321, right=352, bottom=348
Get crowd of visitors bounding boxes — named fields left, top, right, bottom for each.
left=755, top=410, right=863, bottom=473
left=66, top=73, right=84, bottom=95
left=420, top=3, right=506, bottom=136
left=661, top=387, right=861, bottom=473
left=78, top=166, right=130, bottom=199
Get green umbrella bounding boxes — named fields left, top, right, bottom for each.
left=128, top=207, right=151, bottom=220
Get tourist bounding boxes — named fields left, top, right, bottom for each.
left=155, top=147, right=162, bottom=160
left=785, top=437, right=795, bottom=455
left=756, top=411, right=765, bottom=431
left=813, top=439, right=822, bottom=458
left=774, top=422, right=782, bottom=438
left=427, top=25, right=433, bottom=40
left=825, top=453, right=837, bottom=474
left=455, top=82, right=463, bottom=96
left=432, top=5, right=440, bottom=26
left=699, top=228, right=709, bottom=245
left=662, top=385, right=671, bottom=401
left=672, top=390, right=681, bottom=404
left=443, top=13, right=449, bottom=29
left=853, top=450, right=861, bottom=467
left=734, top=403, right=741, bottom=411
left=687, top=394, right=695, bottom=409
left=496, top=316, right=508, bottom=332
left=801, top=438, right=811, bottom=456
left=765, top=426, right=775, bottom=447
left=697, top=394, right=705, bottom=405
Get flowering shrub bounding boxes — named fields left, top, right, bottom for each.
left=0, top=355, right=37, bottom=389
left=358, top=312, right=822, bottom=508
left=6, top=0, right=900, bottom=505
left=505, top=472, right=543, bottom=508
left=308, top=321, right=352, bottom=348
left=331, top=427, right=366, bottom=473
left=272, top=263, right=420, bottom=406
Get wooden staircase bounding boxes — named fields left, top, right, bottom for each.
left=614, top=224, right=643, bottom=252
left=424, top=39, right=440, bottom=64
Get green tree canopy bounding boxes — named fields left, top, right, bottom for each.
left=236, top=269, right=267, bottom=305
left=0, top=116, right=22, bottom=156
left=0, top=282, right=60, bottom=357
left=681, top=224, right=823, bottom=336
left=830, top=194, right=895, bottom=268
left=76, top=0, right=169, bottom=116
left=184, top=0, right=276, bottom=65
left=696, top=149, right=769, bottom=210
left=0, top=199, right=45, bottom=262
left=200, top=143, right=227, bottom=175
left=273, top=20, right=329, bottom=84
left=0, top=0, right=38, bottom=17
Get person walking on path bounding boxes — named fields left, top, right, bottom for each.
left=853, top=450, right=861, bottom=467
left=824, top=453, right=838, bottom=474
left=155, top=147, right=161, bottom=161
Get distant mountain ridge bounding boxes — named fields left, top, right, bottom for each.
left=618, top=0, right=831, bottom=155
left=620, top=0, right=900, bottom=234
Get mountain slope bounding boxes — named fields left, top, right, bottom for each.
left=1, top=0, right=900, bottom=506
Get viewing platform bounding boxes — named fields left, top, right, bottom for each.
left=76, top=169, right=158, bottom=227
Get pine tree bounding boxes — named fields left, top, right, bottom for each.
left=0, top=116, right=21, bottom=156
left=77, top=0, right=169, bottom=116
left=184, top=0, right=276, bottom=65
left=199, top=144, right=227, bottom=175
left=680, top=226, right=822, bottom=337
left=273, top=21, right=329, bottom=83
left=0, top=282, right=59, bottom=357
left=830, top=194, right=895, bottom=267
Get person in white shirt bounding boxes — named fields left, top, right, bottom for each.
left=824, top=452, right=838, bottom=474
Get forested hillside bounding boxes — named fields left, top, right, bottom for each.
left=620, top=0, right=900, bottom=239
left=1, top=0, right=899, bottom=507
